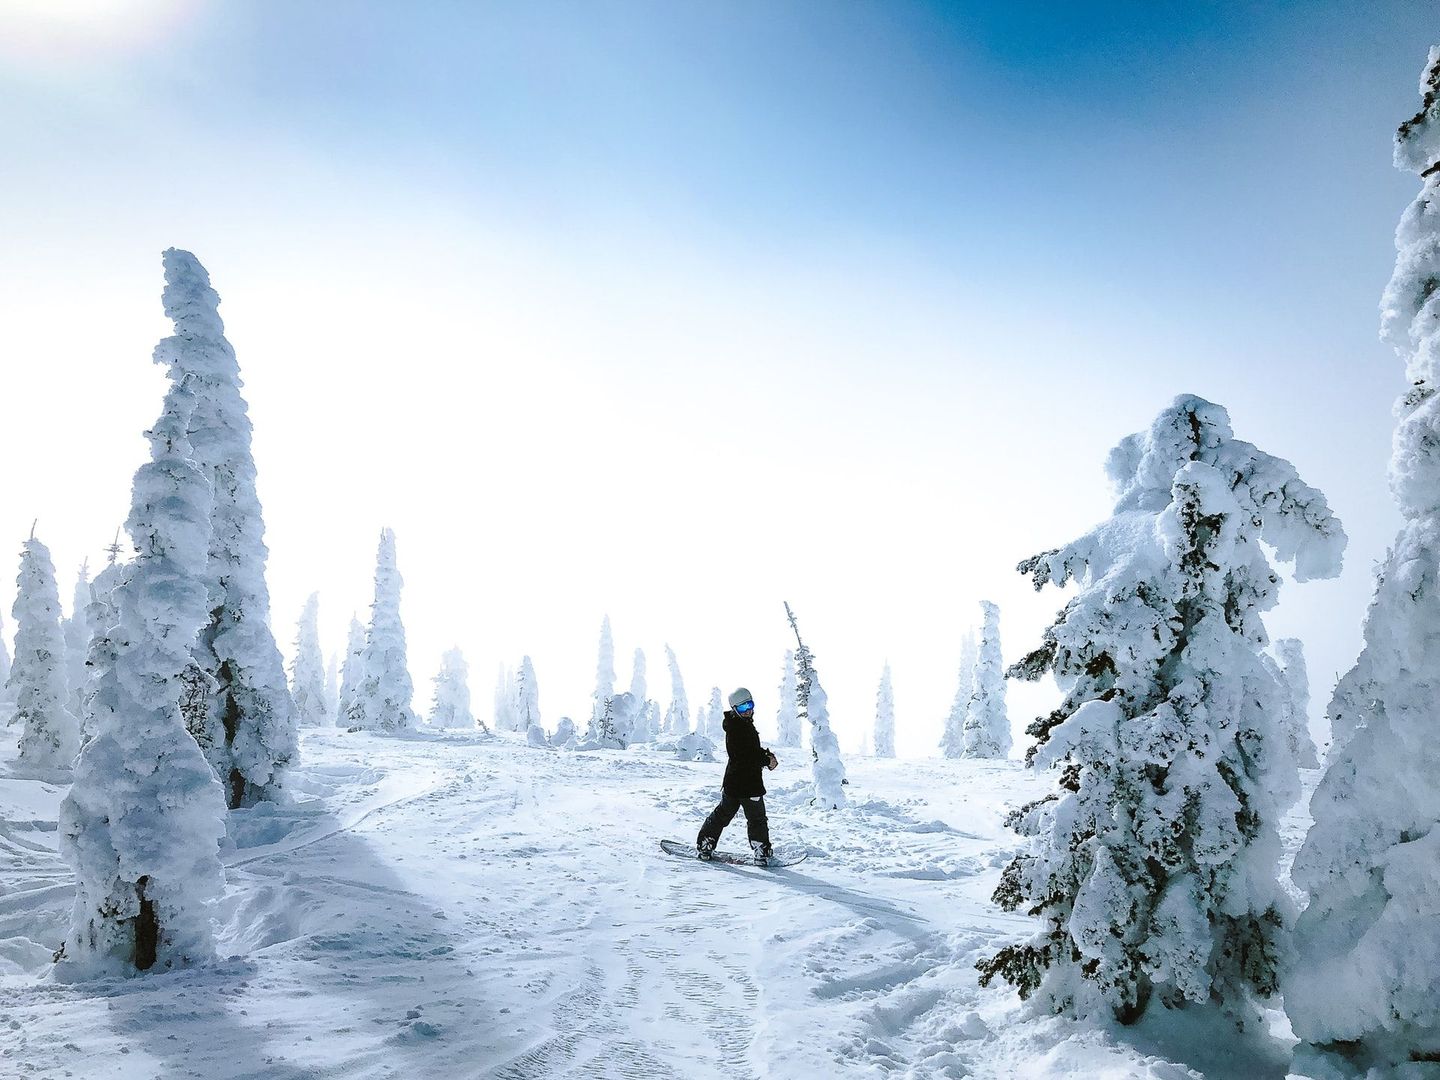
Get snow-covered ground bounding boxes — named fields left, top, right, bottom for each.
left=1, top=732, right=1321, bottom=1078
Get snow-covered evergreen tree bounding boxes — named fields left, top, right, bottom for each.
left=57, top=365, right=228, bottom=976
left=493, top=664, right=516, bottom=731
left=592, top=615, right=616, bottom=727
left=324, top=651, right=340, bottom=720
left=428, top=648, right=475, bottom=730
left=785, top=602, right=846, bottom=809
left=663, top=644, right=690, bottom=736
left=157, top=250, right=295, bottom=808
left=978, top=394, right=1345, bottom=1025
left=676, top=730, right=716, bottom=762
left=1265, top=638, right=1318, bottom=770
left=627, top=648, right=659, bottom=741
left=289, top=593, right=329, bottom=728
left=0, top=610, right=10, bottom=699
left=552, top=716, right=577, bottom=749
left=336, top=616, right=364, bottom=728
left=77, top=539, right=126, bottom=747
left=526, top=723, right=549, bottom=747
left=940, top=631, right=977, bottom=759
left=9, top=535, right=79, bottom=774
left=62, top=561, right=91, bottom=723
left=581, top=695, right=625, bottom=750
left=961, top=602, right=1010, bottom=759
left=775, top=650, right=801, bottom=748
left=1287, top=57, right=1440, bottom=1071
left=873, top=663, right=896, bottom=758
left=515, top=655, right=540, bottom=732
left=348, top=528, right=416, bottom=733
left=697, top=687, right=720, bottom=741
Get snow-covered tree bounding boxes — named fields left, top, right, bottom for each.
left=785, top=602, right=846, bottom=809
left=515, top=655, right=540, bottom=732
left=62, top=561, right=91, bottom=723
left=775, top=650, right=801, bottom=748
left=158, top=250, right=295, bottom=808
left=552, top=716, right=577, bottom=749
left=57, top=363, right=228, bottom=976
left=977, top=394, right=1346, bottom=1026
left=663, top=644, right=689, bottom=736
left=581, top=695, right=625, bottom=750
left=1263, top=638, right=1319, bottom=770
left=348, top=528, right=416, bottom=733
left=940, top=631, right=977, bottom=759
left=289, top=593, right=329, bottom=728
left=961, top=602, right=1009, bottom=759
left=628, top=648, right=659, bottom=741
left=592, top=615, right=616, bottom=727
left=1288, top=57, right=1440, bottom=1071
left=676, top=730, right=716, bottom=762
left=336, top=616, right=364, bottom=728
left=0, top=611, right=10, bottom=698
left=9, top=535, right=79, bottom=774
left=493, top=664, right=517, bottom=731
left=526, top=723, right=549, bottom=747
left=324, top=652, right=339, bottom=720
left=700, top=687, right=723, bottom=742
left=77, top=539, right=126, bottom=746
left=873, top=663, right=896, bottom=758
left=428, top=648, right=475, bottom=730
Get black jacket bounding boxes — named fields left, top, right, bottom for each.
left=721, top=710, right=771, bottom=797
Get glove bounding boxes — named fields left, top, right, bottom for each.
left=766, top=750, right=779, bottom=771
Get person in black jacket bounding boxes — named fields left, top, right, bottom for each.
left=697, top=687, right=779, bottom=864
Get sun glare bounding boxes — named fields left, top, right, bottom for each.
left=0, top=0, right=192, bottom=64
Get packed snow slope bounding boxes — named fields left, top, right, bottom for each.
left=2, top=731, right=1320, bottom=1078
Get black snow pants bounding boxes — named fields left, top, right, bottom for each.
left=698, top=793, right=771, bottom=851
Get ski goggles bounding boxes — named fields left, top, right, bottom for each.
left=735, top=700, right=755, bottom=714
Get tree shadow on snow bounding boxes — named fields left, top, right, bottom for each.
left=93, top=800, right=509, bottom=1079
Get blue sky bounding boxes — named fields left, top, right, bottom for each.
left=0, top=2, right=1435, bottom=750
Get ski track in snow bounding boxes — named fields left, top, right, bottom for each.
left=0, top=734, right=1321, bottom=1078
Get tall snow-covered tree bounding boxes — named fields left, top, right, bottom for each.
left=324, top=652, right=339, bottom=720
left=701, top=687, right=724, bottom=741
left=289, top=593, right=329, bottom=728
left=940, top=631, right=977, bottom=759
left=0, top=610, right=11, bottom=709
left=785, top=602, right=846, bottom=809
left=1288, top=56, right=1440, bottom=1071
left=663, top=644, right=690, bottom=736
left=157, top=250, right=295, bottom=808
left=775, top=650, right=801, bottom=748
left=592, top=615, right=616, bottom=726
left=627, top=648, right=658, bottom=741
left=336, top=616, right=365, bottom=728
left=515, top=655, right=540, bottom=732
left=348, top=528, right=416, bottom=733
left=9, top=535, right=79, bottom=774
left=493, top=664, right=516, bottom=731
left=78, top=539, right=126, bottom=746
left=1263, top=638, right=1319, bottom=770
left=57, top=367, right=228, bottom=976
left=428, top=648, right=475, bottom=730
left=62, top=561, right=91, bottom=723
left=961, top=602, right=1010, bottom=759
left=874, top=663, right=896, bottom=758
left=977, top=394, right=1345, bottom=1025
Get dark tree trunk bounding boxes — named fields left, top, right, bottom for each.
left=135, top=876, right=158, bottom=971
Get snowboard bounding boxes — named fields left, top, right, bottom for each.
left=659, top=839, right=808, bottom=868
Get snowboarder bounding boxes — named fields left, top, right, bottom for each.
left=697, top=687, right=779, bottom=864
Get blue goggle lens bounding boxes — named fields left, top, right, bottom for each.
left=736, top=701, right=755, bottom=714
